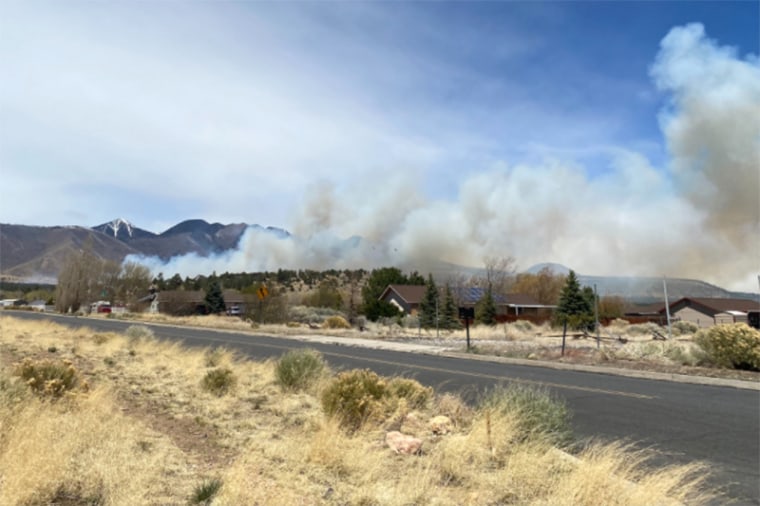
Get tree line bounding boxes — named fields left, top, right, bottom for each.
left=51, top=245, right=623, bottom=327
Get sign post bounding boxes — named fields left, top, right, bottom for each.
left=257, top=285, right=269, bottom=322
left=458, top=307, right=475, bottom=351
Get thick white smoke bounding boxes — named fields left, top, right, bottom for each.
left=131, top=24, right=760, bottom=292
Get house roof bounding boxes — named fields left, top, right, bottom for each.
left=664, top=297, right=760, bottom=316
left=222, top=289, right=246, bottom=304
left=156, top=290, right=205, bottom=303
left=380, top=285, right=427, bottom=304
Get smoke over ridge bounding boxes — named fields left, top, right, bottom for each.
left=130, top=24, right=760, bottom=292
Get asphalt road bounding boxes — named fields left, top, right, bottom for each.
left=4, top=312, right=760, bottom=504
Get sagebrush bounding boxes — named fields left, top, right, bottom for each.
left=275, top=349, right=326, bottom=391
left=695, top=323, right=760, bottom=371
left=323, top=315, right=351, bottom=329
left=201, top=367, right=236, bottom=396
left=13, top=358, right=82, bottom=398
left=321, top=369, right=388, bottom=430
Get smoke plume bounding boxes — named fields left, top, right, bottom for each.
left=131, top=24, right=760, bottom=292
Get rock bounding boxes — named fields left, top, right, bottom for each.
left=385, top=431, right=422, bottom=455
left=429, top=415, right=453, bottom=435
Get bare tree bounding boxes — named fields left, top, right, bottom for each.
left=472, top=255, right=517, bottom=298
left=55, top=247, right=100, bottom=313
left=117, top=262, right=152, bottom=309
left=55, top=249, right=152, bottom=313
left=511, top=266, right=567, bottom=305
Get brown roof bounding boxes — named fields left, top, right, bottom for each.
left=222, top=289, right=246, bottom=304
left=156, top=290, right=205, bottom=303
left=666, top=297, right=760, bottom=315
left=381, top=285, right=427, bottom=304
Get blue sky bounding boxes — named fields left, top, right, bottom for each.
left=1, top=1, right=758, bottom=289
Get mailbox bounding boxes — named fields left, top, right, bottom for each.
left=458, top=307, right=475, bottom=320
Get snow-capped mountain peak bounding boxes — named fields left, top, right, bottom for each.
left=91, top=218, right=156, bottom=242
left=105, top=218, right=134, bottom=238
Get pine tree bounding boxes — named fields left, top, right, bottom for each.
left=554, top=270, right=594, bottom=330
left=361, top=267, right=417, bottom=321
left=419, top=274, right=439, bottom=329
left=475, top=283, right=497, bottom=326
left=441, top=283, right=462, bottom=330
left=204, top=280, right=226, bottom=314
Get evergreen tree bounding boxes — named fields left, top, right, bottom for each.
left=441, top=283, right=462, bottom=330
left=419, top=274, right=439, bottom=329
left=361, top=267, right=424, bottom=321
left=553, top=270, right=594, bottom=330
left=475, top=283, right=497, bottom=326
left=204, top=280, right=226, bottom=314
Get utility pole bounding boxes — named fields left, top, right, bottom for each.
left=663, top=277, right=672, bottom=340
left=594, top=283, right=600, bottom=349
left=435, top=297, right=439, bottom=339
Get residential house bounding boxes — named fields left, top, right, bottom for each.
left=150, top=290, right=206, bottom=315
left=378, top=285, right=427, bottom=315
left=714, top=311, right=749, bottom=326
left=378, top=284, right=553, bottom=318
left=662, top=297, right=760, bottom=329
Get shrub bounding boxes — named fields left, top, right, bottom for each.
left=672, top=320, right=699, bottom=335
left=321, top=369, right=388, bottom=430
left=694, top=323, right=760, bottom=371
left=288, top=305, right=344, bottom=324
left=323, top=315, right=351, bottom=329
left=201, top=368, right=236, bottom=396
left=190, top=478, right=222, bottom=505
left=13, top=358, right=81, bottom=398
left=387, top=377, right=432, bottom=410
left=275, top=349, right=326, bottom=391
left=663, top=344, right=696, bottom=366
left=480, top=385, right=572, bottom=446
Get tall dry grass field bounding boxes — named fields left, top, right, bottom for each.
left=0, top=316, right=716, bottom=505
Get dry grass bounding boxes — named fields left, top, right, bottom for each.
left=0, top=316, right=718, bottom=505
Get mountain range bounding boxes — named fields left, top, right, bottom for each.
left=0, top=218, right=287, bottom=283
left=0, top=219, right=756, bottom=302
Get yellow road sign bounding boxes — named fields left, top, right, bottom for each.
left=257, top=286, right=269, bottom=300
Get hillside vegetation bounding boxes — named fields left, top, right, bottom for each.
left=0, top=317, right=715, bottom=505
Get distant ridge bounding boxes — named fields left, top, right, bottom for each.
left=522, top=263, right=758, bottom=303
left=0, top=218, right=285, bottom=280
left=1, top=221, right=757, bottom=303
